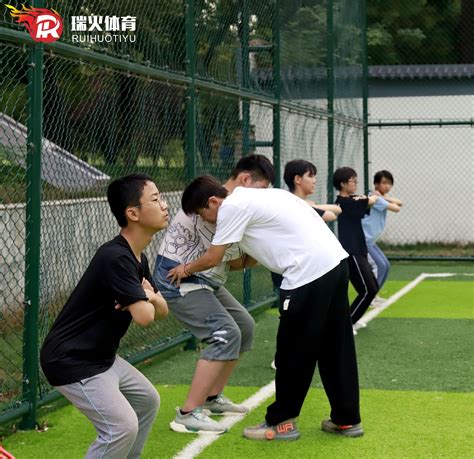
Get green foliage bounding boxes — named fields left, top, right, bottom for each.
left=367, top=0, right=463, bottom=64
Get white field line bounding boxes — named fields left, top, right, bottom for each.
left=173, top=271, right=470, bottom=458
left=173, top=381, right=275, bottom=459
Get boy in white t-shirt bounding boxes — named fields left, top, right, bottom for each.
left=168, top=176, right=364, bottom=441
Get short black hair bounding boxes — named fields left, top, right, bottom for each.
left=107, top=173, right=153, bottom=227
left=283, top=159, right=317, bottom=192
left=333, top=167, right=357, bottom=191
left=182, top=175, right=229, bottom=215
left=374, top=170, right=394, bottom=185
left=230, top=154, right=275, bottom=185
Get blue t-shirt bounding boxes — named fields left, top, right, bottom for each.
left=362, top=194, right=389, bottom=244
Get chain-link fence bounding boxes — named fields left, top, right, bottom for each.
left=0, top=0, right=365, bottom=427
left=367, top=0, right=474, bottom=257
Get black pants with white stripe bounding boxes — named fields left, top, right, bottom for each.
left=266, top=260, right=361, bottom=426
left=348, top=254, right=379, bottom=324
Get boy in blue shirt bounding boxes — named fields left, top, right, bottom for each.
left=362, top=170, right=402, bottom=292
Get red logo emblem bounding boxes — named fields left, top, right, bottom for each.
left=276, top=422, right=294, bottom=433
left=5, top=4, right=63, bottom=43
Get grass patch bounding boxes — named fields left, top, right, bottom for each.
left=201, top=388, right=474, bottom=459
left=4, top=386, right=473, bottom=458
left=380, top=281, right=474, bottom=319
left=354, top=318, right=474, bottom=392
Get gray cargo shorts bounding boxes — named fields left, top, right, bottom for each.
left=168, top=286, right=255, bottom=361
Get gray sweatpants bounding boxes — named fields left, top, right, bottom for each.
left=55, top=356, right=160, bottom=459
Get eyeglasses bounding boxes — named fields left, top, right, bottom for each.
left=134, top=197, right=168, bottom=209
left=348, top=179, right=358, bottom=184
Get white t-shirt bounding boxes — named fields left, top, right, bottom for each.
left=212, top=187, right=348, bottom=290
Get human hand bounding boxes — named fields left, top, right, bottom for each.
left=167, top=264, right=189, bottom=287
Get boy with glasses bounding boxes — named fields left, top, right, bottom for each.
left=40, top=174, right=169, bottom=458
left=333, top=167, right=378, bottom=331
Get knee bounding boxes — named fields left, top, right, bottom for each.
left=204, top=320, right=242, bottom=360
left=116, top=413, right=139, bottom=444
left=147, top=386, right=161, bottom=416
left=239, top=314, right=255, bottom=353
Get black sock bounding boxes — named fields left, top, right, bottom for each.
left=180, top=409, right=191, bottom=415
left=206, top=394, right=218, bottom=402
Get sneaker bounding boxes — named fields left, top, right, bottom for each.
left=270, top=360, right=277, bottom=370
left=321, top=419, right=364, bottom=437
left=369, top=295, right=387, bottom=308
left=243, top=418, right=300, bottom=441
left=170, top=407, right=227, bottom=434
left=203, top=394, right=248, bottom=416
left=353, top=327, right=358, bottom=336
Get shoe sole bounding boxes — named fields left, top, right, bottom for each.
left=243, top=431, right=300, bottom=441
left=203, top=409, right=247, bottom=416
left=169, top=421, right=227, bottom=434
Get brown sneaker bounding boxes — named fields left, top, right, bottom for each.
left=243, top=418, right=300, bottom=441
left=321, top=418, right=364, bottom=437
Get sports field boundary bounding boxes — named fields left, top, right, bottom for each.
left=172, top=271, right=463, bottom=458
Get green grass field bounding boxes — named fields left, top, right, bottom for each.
left=1, top=262, right=473, bottom=458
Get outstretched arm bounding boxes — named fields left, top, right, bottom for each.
left=384, top=195, right=403, bottom=207
left=313, top=204, right=342, bottom=217
left=167, top=244, right=229, bottom=286
left=228, top=254, right=258, bottom=270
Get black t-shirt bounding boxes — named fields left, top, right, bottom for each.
left=335, top=195, right=370, bottom=255
left=40, top=235, right=154, bottom=386
left=313, top=207, right=325, bottom=218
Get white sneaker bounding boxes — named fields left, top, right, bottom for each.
left=170, top=407, right=227, bottom=434
left=270, top=360, right=277, bottom=371
left=370, top=296, right=387, bottom=308
left=203, top=394, right=248, bottom=416
left=353, top=327, right=358, bottom=336
left=355, top=320, right=367, bottom=330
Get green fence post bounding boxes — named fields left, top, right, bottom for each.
left=20, top=3, right=44, bottom=429
left=326, top=0, right=335, bottom=206
left=272, top=0, right=281, bottom=189
left=185, top=0, right=197, bottom=181
left=361, top=0, right=369, bottom=194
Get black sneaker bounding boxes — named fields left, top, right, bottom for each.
left=321, top=419, right=364, bottom=437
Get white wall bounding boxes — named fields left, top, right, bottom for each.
left=369, top=94, right=474, bottom=244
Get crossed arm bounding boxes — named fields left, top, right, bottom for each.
left=117, top=278, right=169, bottom=327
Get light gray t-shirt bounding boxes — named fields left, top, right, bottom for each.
left=153, top=209, right=240, bottom=298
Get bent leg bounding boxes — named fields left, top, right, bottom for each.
left=114, top=357, right=160, bottom=459
left=348, top=255, right=379, bottom=324
left=56, top=363, right=139, bottom=459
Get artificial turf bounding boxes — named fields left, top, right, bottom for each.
left=1, top=264, right=473, bottom=458
left=380, top=281, right=474, bottom=319
left=4, top=386, right=473, bottom=458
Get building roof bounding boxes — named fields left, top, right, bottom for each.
left=253, top=64, right=474, bottom=82
left=369, top=64, right=474, bottom=80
